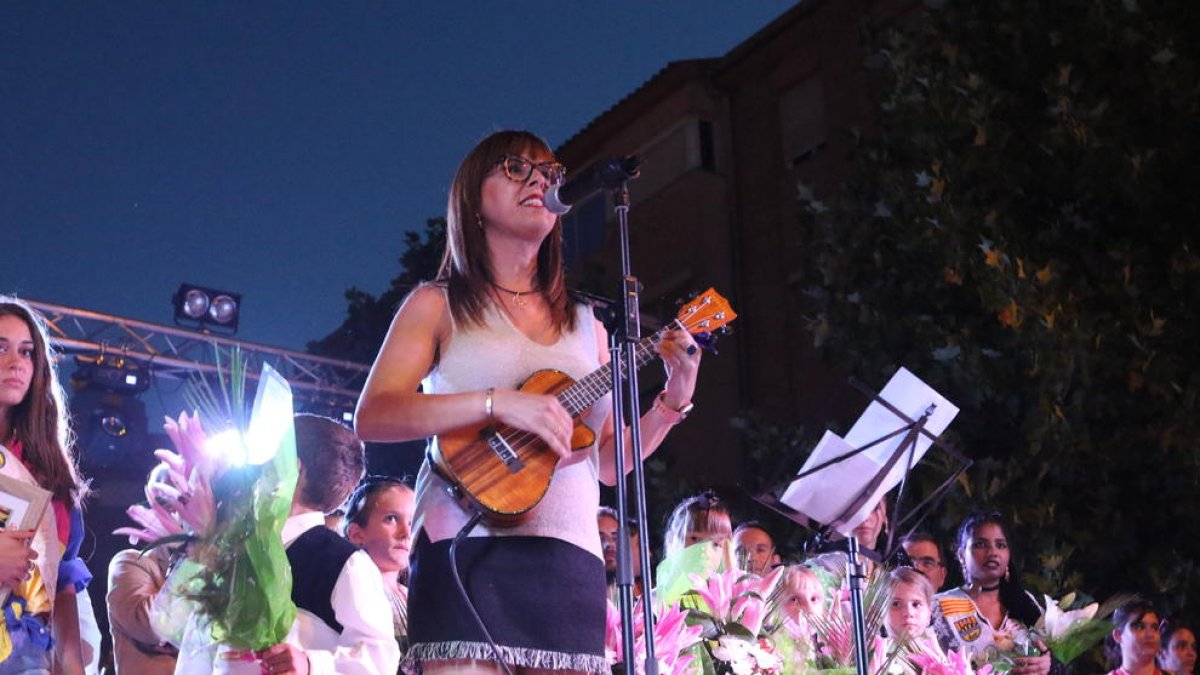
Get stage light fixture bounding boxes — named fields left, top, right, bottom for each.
left=70, top=353, right=151, bottom=396
left=173, top=283, right=241, bottom=333
left=70, top=352, right=150, bottom=469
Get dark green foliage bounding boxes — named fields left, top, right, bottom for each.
left=307, top=218, right=446, bottom=363
left=788, top=0, right=1199, bottom=623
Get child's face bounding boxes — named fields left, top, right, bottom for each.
left=348, top=486, right=414, bottom=575
left=786, top=573, right=826, bottom=620
left=886, top=581, right=931, bottom=640
left=686, top=530, right=730, bottom=568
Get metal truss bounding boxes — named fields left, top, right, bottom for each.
left=29, top=299, right=369, bottom=405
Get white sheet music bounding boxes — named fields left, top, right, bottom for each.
left=779, top=367, right=959, bottom=537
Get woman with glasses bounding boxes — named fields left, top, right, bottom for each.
left=933, top=512, right=1059, bottom=674
left=1105, top=598, right=1163, bottom=675
left=355, top=130, right=701, bottom=675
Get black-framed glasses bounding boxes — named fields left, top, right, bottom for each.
left=495, top=155, right=566, bottom=186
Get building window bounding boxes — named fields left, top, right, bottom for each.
left=779, top=76, right=828, bottom=167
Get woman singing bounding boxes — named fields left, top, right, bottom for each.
left=355, top=130, right=701, bottom=675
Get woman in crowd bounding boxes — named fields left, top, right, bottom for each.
left=344, top=476, right=416, bottom=656
left=354, top=130, right=701, bottom=674
left=1159, top=619, right=1197, bottom=675
left=1105, top=598, right=1163, bottom=675
left=933, top=511, right=1056, bottom=675
left=0, top=296, right=91, bottom=674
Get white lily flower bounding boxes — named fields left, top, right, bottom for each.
left=1041, top=594, right=1099, bottom=639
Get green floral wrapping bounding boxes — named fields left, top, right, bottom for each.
left=183, top=361, right=300, bottom=651
left=208, top=423, right=298, bottom=650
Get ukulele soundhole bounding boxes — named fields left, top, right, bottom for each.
left=487, top=431, right=525, bottom=473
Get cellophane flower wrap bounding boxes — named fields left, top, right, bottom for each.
left=131, top=354, right=299, bottom=652
left=1032, top=591, right=1131, bottom=665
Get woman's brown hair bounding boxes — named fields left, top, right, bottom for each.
left=0, top=296, right=88, bottom=506
left=437, top=129, right=576, bottom=333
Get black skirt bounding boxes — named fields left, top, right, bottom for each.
left=404, top=530, right=608, bottom=674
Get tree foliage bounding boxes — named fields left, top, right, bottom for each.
left=308, top=218, right=446, bottom=363
left=791, top=0, right=1200, bottom=616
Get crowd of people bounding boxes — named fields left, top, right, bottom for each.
left=610, top=491, right=1195, bottom=675
left=0, top=127, right=1193, bottom=675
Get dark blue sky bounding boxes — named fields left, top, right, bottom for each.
left=3, top=2, right=792, bottom=355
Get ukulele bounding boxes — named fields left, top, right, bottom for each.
left=431, top=288, right=737, bottom=525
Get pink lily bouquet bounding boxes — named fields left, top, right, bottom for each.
left=680, top=546, right=798, bottom=675
left=909, top=646, right=995, bottom=675
left=605, top=599, right=703, bottom=675
left=116, top=357, right=299, bottom=654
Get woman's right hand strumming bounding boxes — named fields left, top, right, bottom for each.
left=489, top=388, right=574, bottom=460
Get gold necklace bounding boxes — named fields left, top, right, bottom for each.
left=490, top=281, right=537, bottom=308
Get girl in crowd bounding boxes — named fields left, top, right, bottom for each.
left=662, top=491, right=732, bottom=561
left=886, top=567, right=936, bottom=644
left=782, top=564, right=826, bottom=623
left=1159, top=620, right=1197, bottom=675
left=355, top=130, right=700, bottom=675
left=344, top=476, right=416, bottom=655
left=933, top=511, right=1056, bottom=675
left=0, top=296, right=91, bottom=674
left=876, top=567, right=943, bottom=674
left=1105, top=598, right=1163, bottom=675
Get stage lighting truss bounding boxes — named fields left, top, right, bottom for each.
left=70, top=352, right=152, bottom=396
left=173, top=283, right=242, bottom=333
left=31, top=299, right=368, bottom=411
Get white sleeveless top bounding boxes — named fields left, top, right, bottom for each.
left=413, top=294, right=610, bottom=560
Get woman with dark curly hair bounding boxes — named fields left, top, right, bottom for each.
left=933, top=512, right=1056, bottom=675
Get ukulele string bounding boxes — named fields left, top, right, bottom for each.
left=494, top=318, right=690, bottom=455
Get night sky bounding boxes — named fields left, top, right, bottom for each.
left=4, top=1, right=793, bottom=355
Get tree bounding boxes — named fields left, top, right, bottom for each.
left=790, top=0, right=1200, bottom=618
left=307, top=218, right=446, bottom=363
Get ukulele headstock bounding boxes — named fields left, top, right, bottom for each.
left=676, top=288, right=737, bottom=336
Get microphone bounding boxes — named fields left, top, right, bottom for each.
left=543, top=155, right=641, bottom=215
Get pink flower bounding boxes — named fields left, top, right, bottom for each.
left=604, top=599, right=702, bottom=675
left=909, top=646, right=994, bottom=675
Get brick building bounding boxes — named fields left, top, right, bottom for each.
left=557, top=0, right=914, bottom=487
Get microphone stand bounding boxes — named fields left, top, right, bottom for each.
left=604, top=179, right=659, bottom=675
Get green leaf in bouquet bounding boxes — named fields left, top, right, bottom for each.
left=182, top=357, right=299, bottom=650
left=657, top=542, right=724, bottom=607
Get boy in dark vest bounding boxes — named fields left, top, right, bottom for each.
left=258, top=413, right=400, bottom=675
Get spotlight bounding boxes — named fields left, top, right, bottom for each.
left=172, top=283, right=241, bottom=333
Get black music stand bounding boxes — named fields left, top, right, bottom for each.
left=754, top=372, right=971, bottom=675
